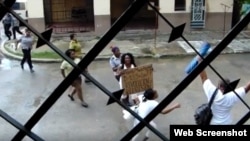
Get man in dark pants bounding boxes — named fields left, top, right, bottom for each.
left=15, top=28, right=34, bottom=73
left=11, top=16, right=23, bottom=40
left=2, top=13, right=12, bottom=40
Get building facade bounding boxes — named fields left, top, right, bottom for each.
left=24, top=0, right=234, bottom=34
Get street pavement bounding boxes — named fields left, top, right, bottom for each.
left=1, top=54, right=250, bottom=141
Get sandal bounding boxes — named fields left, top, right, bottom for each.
left=68, top=94, right=74, bottom=101
left=82, top=101, right=88, bottom=108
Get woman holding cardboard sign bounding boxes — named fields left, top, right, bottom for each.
left=118, top=53, right=139, bottom=106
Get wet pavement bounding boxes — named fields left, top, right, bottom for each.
left=1, top=19, right=250, bottom=140
left=0, top=58, right=12, bottom=70
left=1, top=54, right=250, bottom=141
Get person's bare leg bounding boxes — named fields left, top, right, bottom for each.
left=75, top=78, right=88, bottom=107
left=75, top=84, right=83, bottom=101
left=144, top=121, right=157, bottom=141
left=84, top=68, right=91, bottom=83
left=71, top=88, right=76, bottom=96
left=68, top=86, right=76, bottom=101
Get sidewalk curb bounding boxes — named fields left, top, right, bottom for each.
left=1, top=39, right=250, bottom=63
left=0, top=44, right=194, bottom=63
left=0, top=41, right=191, bottom=63
left=0, top=42, right=63, bottom=63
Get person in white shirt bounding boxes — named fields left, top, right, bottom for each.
left=199, top=58, right=250, bottom=125
left=129, top=89, right=180, bottom=141
left=16, top=28, right=34, bottom=72
left=60, top=49, right=88, bottom=108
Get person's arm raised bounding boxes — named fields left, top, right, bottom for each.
left=161, top=102, right=181, bottom=114
left=244, top=81, right=250, bottom=94
left=197, top=56, right=208, bottom=84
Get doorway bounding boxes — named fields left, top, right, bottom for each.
left=110, top=0, right=159, bottom=30
left=44, top=0, right=95, bottom=33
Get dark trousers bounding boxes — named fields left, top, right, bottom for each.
left=3, top=24, right=11, bottom=40
left=21, top=49, right=33, bottom=69
left=12, top=26, right=23, bottom=39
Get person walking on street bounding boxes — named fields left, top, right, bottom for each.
left=198, top=57, right=250, bottom=125
left=60, top=49, right=88, bottom=108
left=2, top=13, right=12, bottom=40
left=69, top=33, right=91, bottom=83
left=11, top=15, right=23, bottom=40
left=109, top=46, right=122, bottom=81
left=15, top=28, right=34, bottom=73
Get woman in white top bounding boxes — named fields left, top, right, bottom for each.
left=118, top=53, right=139, bottom=106
left=132, top=89, right=180, bottom=141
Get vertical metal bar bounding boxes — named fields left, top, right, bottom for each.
left=121, top=11, right=250, bottom=141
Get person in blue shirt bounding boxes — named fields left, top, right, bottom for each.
left=109, top=46, right=122, bottom=81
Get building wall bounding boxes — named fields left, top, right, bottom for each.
left=28, top=0, right=236, bottom=34
left=206, top=0, right=233, bottom=13
left=26, top=0, right=45, bottom=32
left=94, top=0, right=111, bottom=34
left=158, top=0, right=233, bottom=32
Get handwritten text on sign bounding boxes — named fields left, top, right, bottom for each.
left=122, top=64, right=153, bottom=95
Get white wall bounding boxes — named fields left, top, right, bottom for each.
left=26, top=0, right=44, bottom=18
left=159, top=0, right=174, bottom=13
left=159, top=0, right=233, bottom=13
left=94, top=0, right=110, bottom=15
left=207, top=0, right=233, bottom=13
left=159, top=0, right=192, bottom=13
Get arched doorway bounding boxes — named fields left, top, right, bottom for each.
left=44, top=0, right=95, bottom=33
left=110, top=0, right=159, bottom=30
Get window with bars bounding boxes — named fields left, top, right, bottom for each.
left=175, top=0, right=186, bottom=11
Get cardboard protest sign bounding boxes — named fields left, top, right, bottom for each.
left=122, top=64, right=153, bottom=95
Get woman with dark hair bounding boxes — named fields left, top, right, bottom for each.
left=69, top=33, right=90, bottom=83
left=60, top=49, right=88, bottom=108
left=131, top=88, right=180, bottom=141
left=118, top=52, right=138, bottom=106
